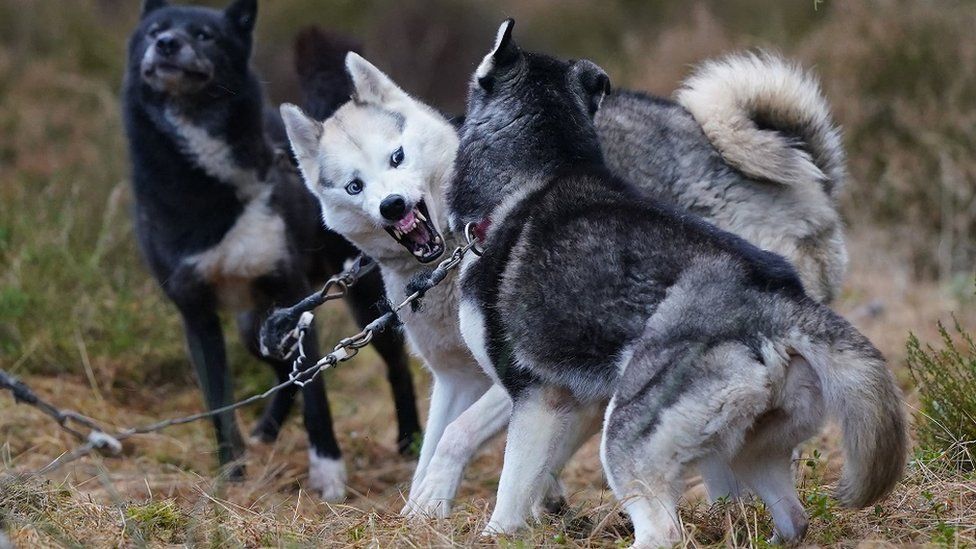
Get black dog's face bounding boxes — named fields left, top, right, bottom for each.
left=449, top=19, right=612, bottom=229
left=129, top=0, right=256, bottom=96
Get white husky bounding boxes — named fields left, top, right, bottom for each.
left=280, top=48, right=849, bottom=519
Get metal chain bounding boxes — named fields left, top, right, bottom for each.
left=287, top=224, right=483, bottom=382
left=0, top=224, right=484, bottom=478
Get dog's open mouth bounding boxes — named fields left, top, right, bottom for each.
left=384, top=200, right=445, bottom=263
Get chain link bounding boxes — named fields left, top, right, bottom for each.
left=1, top=224, right=485, bottom=477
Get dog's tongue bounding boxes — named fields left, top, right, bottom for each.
left=408, top=224, right=432, bottom=245
left=395, top=210, right=416, bottom=232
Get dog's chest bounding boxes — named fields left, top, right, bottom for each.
left=189, top=190, right=288, bottom=310
left=382, top=265, right=471, bottom=373
left=165, top=109, right=264, bottom=200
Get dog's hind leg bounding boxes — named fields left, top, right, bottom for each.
left=601, top=341, right=773, bottom=548
left=699, top=454, right=746, bottom=502
left=180, top=306, right=246, bottom=478
left=345, top=270, right=422, bottom=455
left=730, top=354, right=823, bottom=543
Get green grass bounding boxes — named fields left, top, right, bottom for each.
left=907, top=312, right=976, bottom=470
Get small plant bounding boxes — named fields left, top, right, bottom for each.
left=125, top=500, right=187, bottom=543
left=906, top=313, right=976, bottom=470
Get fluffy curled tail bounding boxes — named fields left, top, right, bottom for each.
left=676, top=52, right=846, bottom=199
left=294, top=26, right=364, bottom=121
left=792, top=305, right=908, bottom=508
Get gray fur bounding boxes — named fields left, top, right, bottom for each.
left=451, top=21, right=906, bottom=545
left=596, top=85, right=847, bottom=303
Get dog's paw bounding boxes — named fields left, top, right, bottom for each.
left=400, top=468, right=457, bottom=519
left=308, top=451, right=346, bottom=502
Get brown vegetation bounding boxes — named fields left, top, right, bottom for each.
left=1, top=0, right=975, bottom=546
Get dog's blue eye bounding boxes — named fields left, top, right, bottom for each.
left=195, top=29, right=214, bottom=41
left=345, top=179, right=364, bottom=195
left=390, top=147, right=404, bottom=168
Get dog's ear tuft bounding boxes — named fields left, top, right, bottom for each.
left=345, top=52, right=408, bottom=106
left=141, top=0, right=167, bottom=18
left=280, top=104, right=322, bottom=189
left=476, top=19, right=520, bottom=90
left=572, top=59, right=612, bottom=116
left=224, top=0, right=257, bottom=33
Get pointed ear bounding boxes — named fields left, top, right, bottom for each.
left=141, top=0, right=167, bottom=18
left=571, top=60, right=612, bottom=116
left=475, top=18, right=520, bottom=90
left=345, top=52, right=409, bottom=106
left=224, top=0, right=257, bottom=34
left=280, top=104, right=322, bottom=189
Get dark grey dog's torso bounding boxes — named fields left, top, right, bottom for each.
left=460, top=166, right=805, bottom=400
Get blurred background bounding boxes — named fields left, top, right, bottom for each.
left=1, top=0, right=974, bottom=382
left=0, top=1, right=975, bottom=545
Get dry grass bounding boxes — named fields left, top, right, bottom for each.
left=3, top=236, right=976, bottom=547
left=2, top=0, right=976, bottom=547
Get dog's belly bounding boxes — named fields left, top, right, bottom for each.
left=189, top=191, right=288, bottom=310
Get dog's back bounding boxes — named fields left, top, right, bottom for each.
left=596, top=54, right=848, bottom=303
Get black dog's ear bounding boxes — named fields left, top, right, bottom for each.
left=475, top=19, right=520, bottom=90
left=141, top=0, right=167, bottom=18
left=572, top=59, right=612, bottom=116
left=225, top=0, right=257, bottom=33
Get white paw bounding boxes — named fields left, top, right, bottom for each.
left=401, top=483, right=452, bottom=519
left=307, top=451, right=346, bottom=502
left=401, top=460, right=463, bottom=519
left=481, top=517, right=524, bottom=538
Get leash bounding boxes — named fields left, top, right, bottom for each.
left=284, top=222, right=485, bottom=382
left=0, top=222, right=486, bottom=478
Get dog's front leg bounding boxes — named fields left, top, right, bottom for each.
left=180, top=306, right=246, bottom=477
left=411, top=367, right=492, bottom=498
left=404, top=383, right=512, bottom=518
left=484, top=385, right=580, bottom=536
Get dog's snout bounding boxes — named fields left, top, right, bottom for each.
left=380, top=195, right=408, bottom=221
left=155, top=34, right=183, bottom=57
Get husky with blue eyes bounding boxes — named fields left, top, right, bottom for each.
left=280, top=21, right=856, bottom=523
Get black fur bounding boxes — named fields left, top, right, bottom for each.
left=122, top=2, right=421, bottom=477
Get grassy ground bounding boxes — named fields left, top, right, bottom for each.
left=2, top=0, right=976, bottom=547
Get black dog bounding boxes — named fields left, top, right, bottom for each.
left=122, top=0, right=420, bottom=500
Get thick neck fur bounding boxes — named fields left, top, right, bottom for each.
left=450, top=60, right=605, bottom=229
left=124, top=70, right=273, bottom=197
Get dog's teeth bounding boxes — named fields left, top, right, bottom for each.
left=416, top=210, right=427, bottom=222
left=413, top=249, right=423, bottom=257
left=434, top=235, right=442, bottom=244
left=393, top=228, right=401, bottom=238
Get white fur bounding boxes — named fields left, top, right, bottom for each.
left=165, top=109, right=263, bottom=199
left=189, top=190, right=287, bottom=310
left=475, top=20, right=513, bottom=80
left=280, top=55, right=508, bottom=518
left=307, top=451, right=347, bottom=502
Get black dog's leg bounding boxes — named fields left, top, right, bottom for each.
left=237, top=310, right=299, bottom=444
left=180, top=307, right=247, bottom=478
left=345, top=270, right=422, bottom=455
left=250, top=274, right=344, bottom=499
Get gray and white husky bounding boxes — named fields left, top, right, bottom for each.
left=280, top=26, right=854, bottom=521
left=449, top=20, right=906, bottom=545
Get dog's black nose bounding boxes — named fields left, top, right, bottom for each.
left=155, top=35, right=183, bottom=57
left=380, top=195, right=408, bottom=221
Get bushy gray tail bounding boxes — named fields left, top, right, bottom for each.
left=676, top=52, right=847, bottom=199
left=791, top=304, right=908, bottom=508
